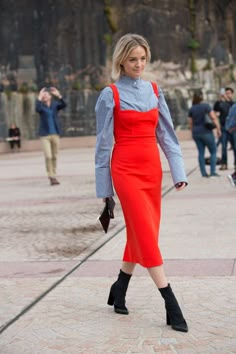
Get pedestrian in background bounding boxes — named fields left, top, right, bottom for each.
left=7, top=123, right=21, bottom=150
left=213, top=87, right=234, bottom=170
left=226, top=102, right=236, bottom=187
left=95, top=33, right=188, bottom=332
left=35, top=87, right=66, bottom=186
left=188, top=91, right=221, bottom=177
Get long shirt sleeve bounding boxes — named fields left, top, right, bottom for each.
left=35, top=98, right=66, bottom=136
left=156, top=88, right=187, bottom=185
left=95, top=88, right=115, bottom=198
left=35, top=98, right=66, bottom=113
left=95, top=77, right=187, bottom=198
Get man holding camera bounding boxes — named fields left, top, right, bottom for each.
left=36, top=87, right=66, bottom=186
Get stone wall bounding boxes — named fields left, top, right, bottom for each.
left=0, top=83, right=223, bottom=143
left=0, top=90, right=99, bottom=141
left=0, top=0, right=235, bottom=86
left=0, top=92, right=37, bottom=140
left=0, top=0, right=236, bottom=139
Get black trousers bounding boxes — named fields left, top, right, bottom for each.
left=9, top=140, right=21, bottom=149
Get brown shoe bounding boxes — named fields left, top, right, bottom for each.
left=49, top=177, right=60, bottom=186
left=219, top=164, right=227, bottom=170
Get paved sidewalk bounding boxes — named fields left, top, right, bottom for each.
left=0, top=140, right=235, bottom=353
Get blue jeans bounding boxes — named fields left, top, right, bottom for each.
left=220, top=127, right=230, bottom=165
left=230, top=130, right=236, bottom=168
left=193, top=132, right=217, bottom=176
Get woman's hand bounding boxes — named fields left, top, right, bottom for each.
left=216, top=127, right=222, bottom=138
left=175, top=182, right=187, bottom=191
left=38, top=87, right=46, bottom=100
left=210, top=111, right=221, bottom=138
left=103, top=197, right=113, bottom=202
left=50, top=87, right=62, bottom=99
left=102, top=197, right=115, bottom=218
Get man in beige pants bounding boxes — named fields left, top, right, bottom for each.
left=36, top=87, right=66, bottom=185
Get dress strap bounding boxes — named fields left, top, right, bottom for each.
left=151, top=82, right=159, bottom=97
left=109, top=84, right=120, bottom=111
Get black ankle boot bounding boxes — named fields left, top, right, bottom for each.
left=107, top=269, right=132, bottom=315
left=159, top=284, right=188, bottom=332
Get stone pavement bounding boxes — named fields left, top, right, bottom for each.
left=0, top=140, right=235, bottom=353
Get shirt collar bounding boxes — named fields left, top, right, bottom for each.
left=119, top=75, right=141, bottom=88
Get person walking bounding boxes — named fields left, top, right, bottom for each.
left=213, top=87, right=234, bottom=170
left=226, top=102, right=236, bottom=187
left=188, top=91, right=221, bottom=177
left=36, top=87, right=66, bottom=185
left=95, top=33, right=188, bottom=332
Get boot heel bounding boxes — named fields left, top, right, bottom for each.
left=166, top=311, right=170, bottom=325
left=159, top=284, right=188, bottom=333
left=107, top=289, right=114, bottom=306
left=107, top=270, right=132, bottom=314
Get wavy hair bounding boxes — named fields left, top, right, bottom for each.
left=111, top=33, right=151, bottom=81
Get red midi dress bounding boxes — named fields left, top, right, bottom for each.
left=110, top=83, right=163, bottom=268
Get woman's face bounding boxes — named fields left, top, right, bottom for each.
left=121, top=45, right=147, bottom=79
left=42, top=91, right=52, bottom=104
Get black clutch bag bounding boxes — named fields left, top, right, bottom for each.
left=204, top=114, right=216, bottom=130
left=98, top=198, right=115, bottom=233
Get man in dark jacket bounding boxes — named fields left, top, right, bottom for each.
left=36, top=87, right=66, bottom=185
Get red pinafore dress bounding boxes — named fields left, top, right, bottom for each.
left=110, top=82, right=163, bottom=268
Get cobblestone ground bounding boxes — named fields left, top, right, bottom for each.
left=0, top=277, right=236, bottom=353
left=0, top=149, right=123, bottom=262
left=0, top=178, right=116, bottom=261
left=0, top=143, right=235, bottom=353
left=0, top=148, right=177, bottom=263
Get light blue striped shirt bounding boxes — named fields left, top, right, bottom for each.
left=95, top=76, right=187, bottom=198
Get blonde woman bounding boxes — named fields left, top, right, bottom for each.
left=95, top=33, right=188, bottom=332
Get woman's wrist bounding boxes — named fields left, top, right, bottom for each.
left=175, top=182, right=187, bottom=188
left=103, top=196, right=113, bottom=202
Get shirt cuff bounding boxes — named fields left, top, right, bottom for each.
left=95, top=167, right=114, bottom=198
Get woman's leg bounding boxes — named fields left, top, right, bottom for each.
left=193, top=136, right=208, bottom=176
left=147, top=265, right=168, bottom=288
left=108, top=262, right=135, bottom=315
left=204, top=133, right=217, bottom=175
left=147, top=265, right=188, bottom=332
left=121, top=261, right=136, bottom=275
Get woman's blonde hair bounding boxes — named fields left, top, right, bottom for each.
left=111, top=33, right=151, bottom=81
